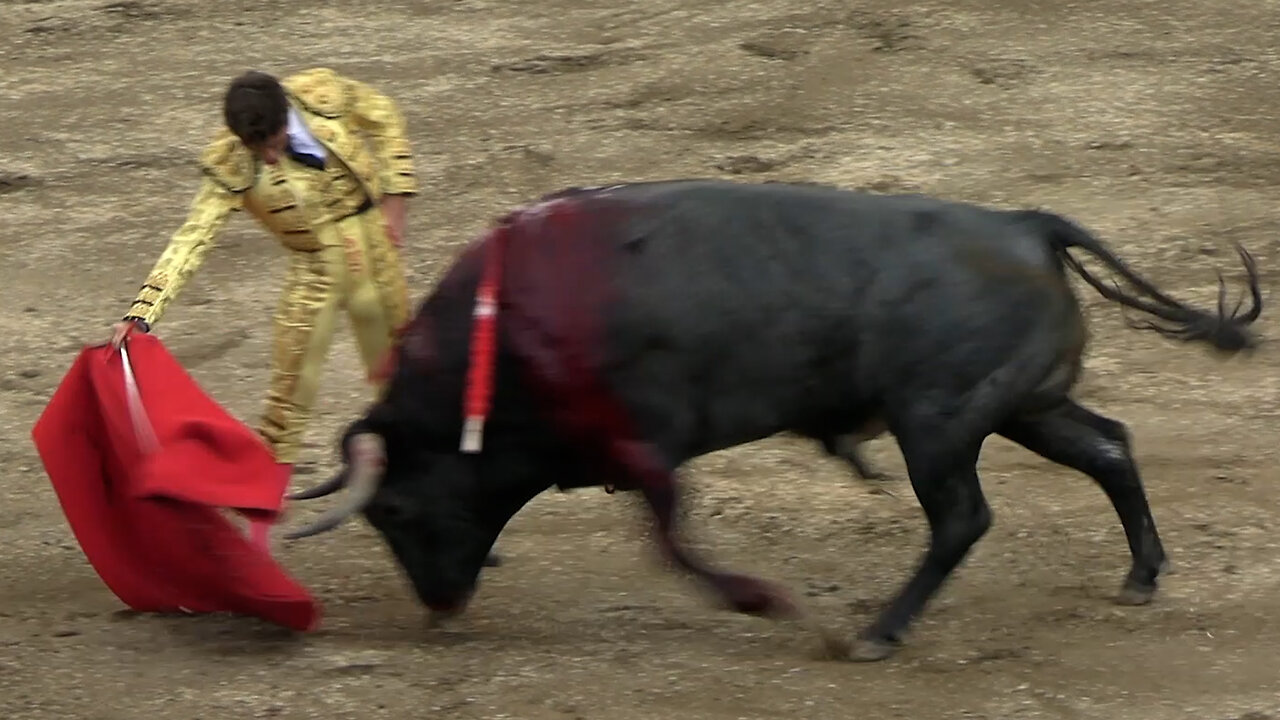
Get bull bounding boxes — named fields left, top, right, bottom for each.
left=282, top=179, right=1262, bottom=661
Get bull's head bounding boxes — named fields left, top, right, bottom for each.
left=283, top=195, right=622, bottom=616
left=282, top=417, right=556, bottom=617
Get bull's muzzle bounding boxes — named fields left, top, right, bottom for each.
left=424, top=589, right=474, bottom=628
left=283, top=432, right=386, bottom=540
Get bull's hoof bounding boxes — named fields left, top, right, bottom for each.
left=1115, top=580, right=1156, bottom=606
left=483, top=552, right=503, bottom=568
left=849, top=637, right=899, bottom=663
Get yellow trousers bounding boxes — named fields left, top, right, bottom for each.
left=258, top=205, right=409, bottom=464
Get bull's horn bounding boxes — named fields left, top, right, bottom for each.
left=286, top=468, right=349, bottom=501
left=283, top=433, right=385, bottom=540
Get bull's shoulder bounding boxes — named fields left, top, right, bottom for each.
left=197, top=128, right=255, bottom=193
left=282, top=67, right=351, bottom=119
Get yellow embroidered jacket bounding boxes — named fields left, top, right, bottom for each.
left=124, top=67, right=418, bottom=328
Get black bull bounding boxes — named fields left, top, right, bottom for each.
left=283, top=179, right=1262, bottom=661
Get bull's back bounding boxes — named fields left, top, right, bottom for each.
left=602, top=179, right=1065, bottom=349
left=590, top=180, right=1080, bottom=452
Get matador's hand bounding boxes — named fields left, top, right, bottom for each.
left=381, top=194, right=407, bottom=249
left=108, top=319, right=148, bottom=349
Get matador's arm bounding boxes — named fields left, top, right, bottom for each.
left=345, top=77, right=419, bottom=197
left=123, top=176, right=242, bottom=329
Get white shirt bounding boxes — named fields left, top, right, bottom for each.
left=286, top=108, right=327, bottom=162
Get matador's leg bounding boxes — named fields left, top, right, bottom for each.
left=246, top=247, right=342, bottom=550
left=346, top=209, right=410, bottom=392
left=259, top=248, right=343, bottom=465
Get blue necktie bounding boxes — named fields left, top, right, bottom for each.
left=287, top=143, right=325, bottom=171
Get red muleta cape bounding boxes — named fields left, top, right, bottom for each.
left=30, top=334, right=320, bottom=631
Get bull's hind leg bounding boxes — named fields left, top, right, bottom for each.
left=852, top=435, right=991, bottom=661
left=997, top=399, right=1168, bottom=604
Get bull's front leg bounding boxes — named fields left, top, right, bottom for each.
left=612, top=439, right=799, bottom=619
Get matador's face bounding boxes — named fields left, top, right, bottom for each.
left=249, top=127, right=289, bottom=165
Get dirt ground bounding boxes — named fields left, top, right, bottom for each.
left=2, top=0, right=1279, bottom=718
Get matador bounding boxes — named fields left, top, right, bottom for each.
left=108, top=68, right=416, bottom=545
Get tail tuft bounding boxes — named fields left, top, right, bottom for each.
left=1029, top=210, right=1264, bottom=354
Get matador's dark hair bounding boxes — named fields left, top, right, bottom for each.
left=222, top=70, right=289, bottom=146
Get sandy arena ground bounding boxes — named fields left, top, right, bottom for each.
left=2, top=0, right=1279, bottom=718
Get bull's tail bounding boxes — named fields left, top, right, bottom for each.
left=1021, top=209, right=1264, bottom=353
